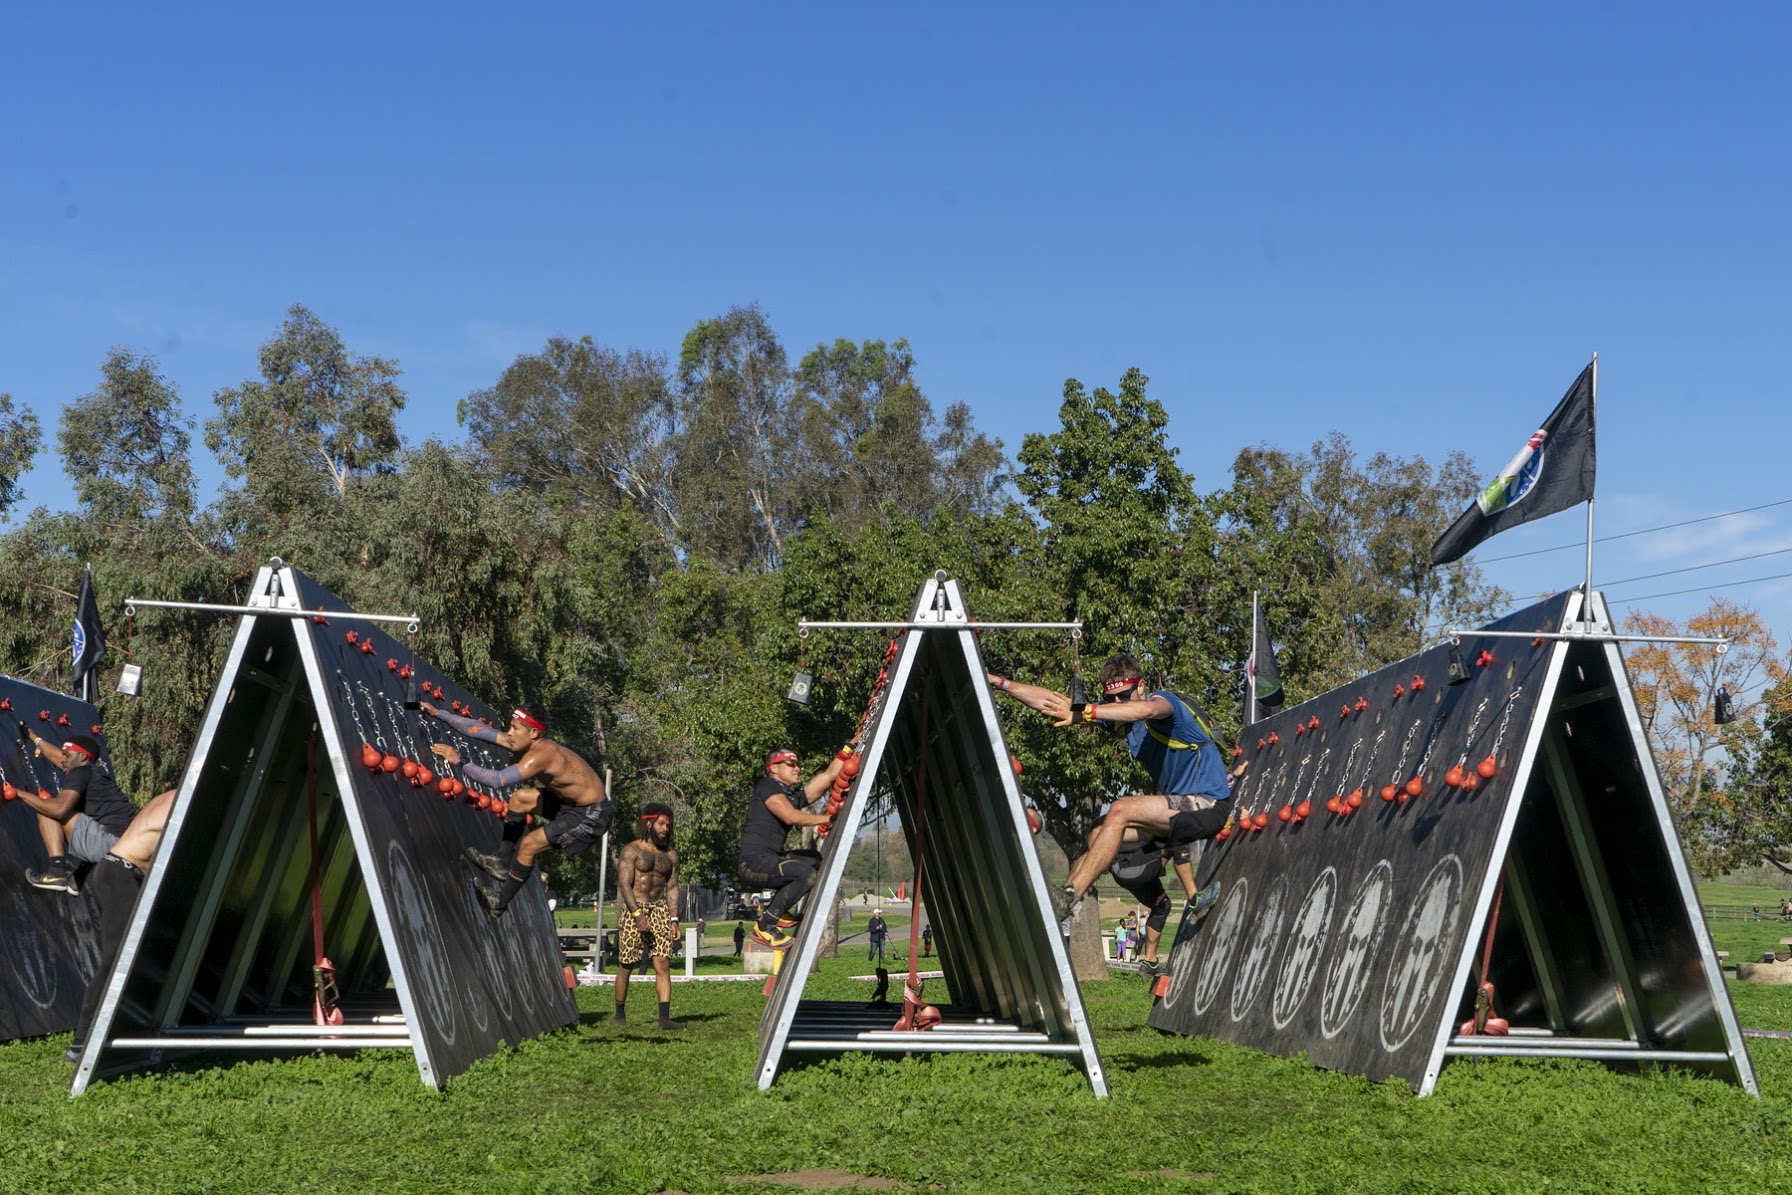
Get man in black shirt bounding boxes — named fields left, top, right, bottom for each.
left=737, top=747, right=847, bottom=950
left=14, top=729, right=137, bottom=895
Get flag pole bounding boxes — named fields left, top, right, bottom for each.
left=1583, top=353, right=1598, bottom=613
left=1247, top=590, right=1260, bottom=727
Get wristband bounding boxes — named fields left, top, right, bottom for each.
left=992, top=675, right=1010, bottom=690
left=837, top=746, right=855, bottom=761
left=1083, top=706, right=1099, bottom=724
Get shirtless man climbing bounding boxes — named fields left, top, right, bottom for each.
left=422, top=701, right=614, bottom=919
left=613, top=802, right=684, bottom=1030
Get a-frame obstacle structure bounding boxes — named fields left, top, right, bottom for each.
left=756, top=572, right=1107, bottom=1095
left=0, top=675, right=107, bottom=1042
left=1150, top=589, right=1757, bottom=1096
left=73, top=560, right=575, bottom=1094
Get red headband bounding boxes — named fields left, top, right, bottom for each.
left=512, top=708, right=546, bottom=733
left=1102, top=676, right=1144, bottom=695
left=62, top=740, right=97, bottom=760
left=766, top=749, right=798, bottom=769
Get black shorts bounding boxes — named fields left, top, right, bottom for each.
left=1165, top=802, right=1230, bottom=850
left=543, top=800, right=614, bottom=857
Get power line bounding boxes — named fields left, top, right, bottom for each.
left=1604, top=569, right=1792, bottom=607
left=1599, top=545, right=1792, bottom=589
left=1473, top=497, right=1792, bottom=563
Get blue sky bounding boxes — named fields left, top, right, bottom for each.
left=5, top=3, right=1790, bottom=683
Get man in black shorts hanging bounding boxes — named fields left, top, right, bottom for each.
left=737, top=747, right=848, bottom=950
left=424, top=701, right=614, bottom=920
left=13, top=728, right=137, bottom=895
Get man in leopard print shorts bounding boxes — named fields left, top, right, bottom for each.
left=614, top=802, right=684, bottom=1030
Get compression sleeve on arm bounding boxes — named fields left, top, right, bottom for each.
left=460, top=761, right=526, bottom=789
left=432, top=708, right=502, bottom=743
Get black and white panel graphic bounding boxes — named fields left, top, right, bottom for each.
left=1378, top=855, right=1465, bottom=1053
left=1320, top=860, right=1395, bottom=1040
left=1272, top=867, right=1338, bottom=1030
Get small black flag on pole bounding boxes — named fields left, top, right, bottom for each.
left=1244, top=591, right=1284, bottom=726
left=73, top=564, right=107, bottom=704
left=1431, top=363, right=1597, bottom=567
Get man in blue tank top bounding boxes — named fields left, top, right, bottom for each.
left=989, top=651, right=1242, bottom=938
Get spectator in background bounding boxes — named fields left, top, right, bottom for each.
left=867, top=908, right=888, bottom=964
left=732, top=921, right=746, bottom=957
left=921, top=923, right=933, bottom=956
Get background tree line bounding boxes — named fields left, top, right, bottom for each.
left=53, top=301, right=1792, bottom=900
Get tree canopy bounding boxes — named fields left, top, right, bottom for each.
left=3, top=304, right=1530, bottom=895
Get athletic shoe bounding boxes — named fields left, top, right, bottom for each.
left=1186, top=880, right=1222, bottom=918
left=1050, top=886, right=1079, bottom=938
left=463, top=847, right=509, bottom=881
left=65, top=1044, right=82, bottom=1063
left=25, top=867, right=78, bottom=895
left=776, top=913, right=802, bottom=930
left=1137, top=958, right=1164, bottom=980
left=751, top=924, right=795, bottom=950
left=476, top=882, right=505, bottom=919
left=658, top=1017, right=686, bottom=1030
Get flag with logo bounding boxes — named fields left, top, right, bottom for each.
left=1431, top=363, right=1597, bottom=567
left=1244, top=592, right=1284, bottom=726
left=72, top=564, right=106, bottom=704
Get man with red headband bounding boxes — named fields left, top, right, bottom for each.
left=13, top=727, right=136, bottom=895
left=423, top=701, right=614, bottom=919
left=737, top=747, right=848, bottom=950
left=987, top=652, right=1241, bottom=938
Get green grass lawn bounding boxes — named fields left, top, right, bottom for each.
left=3, top=949, right=1791, bottom=1194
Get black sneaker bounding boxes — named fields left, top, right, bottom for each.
left=463, top=846, right=509, bottom=881
left=658, top=1017, right=686, bottom=1031
left=1137, top=958, right=1164, bottom=980
left=476, top=882, right=505, bottom=919
left=26, top=867, right=78, bottom=895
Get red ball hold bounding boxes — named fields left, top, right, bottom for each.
left=1404, top=776, right=1424, bottom=798
left=381, top=754, right=400, bottom=774
left=1278, top=804, right=1293, bottom=822
left=1215, top=827, right=1231, bottom=842
left=1477, top=755, right=1498, bottom=779
left=1445, top=765, right=1465, bottom=788
left=1380, top=784, right=1398, bottom=802
left=1, top=783, right=14, bottom=801
left=401, top=759, right=417, bottom=779
left=1252, top=811, right=1269, bottom=830
left=1346, top=790, right=1363, bottom=809
left=1296, top=799, right=1312, bottom=819
left=361, top=743, right=383, bottom=771
left=1327, top=796, right=1343, bottom=814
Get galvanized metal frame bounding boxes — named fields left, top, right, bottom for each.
left=1424, top=590, right=1756, bottom=1093
left=755, top=573, right=1107, bottom=1095
left=74, top=563, right=573, bottom=1095
left=73, top=566, right=278, bottom=1094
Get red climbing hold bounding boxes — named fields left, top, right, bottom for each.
left=1380, top=784, right=1398, bottom=802
left=1477, top=649, right=1496, bottom=667
left=1477, top=755, right=1498, bottom=779
left=1404, top=776, right=1424, bottom=798
left=1411, top=675, right=1426, bottom=692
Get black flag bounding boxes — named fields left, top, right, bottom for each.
left=73, top=565, right=106, bottom=704
left=1244, top=593, right=1284, bottom=726
left=1431, top=364, right=1596, bottom=567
